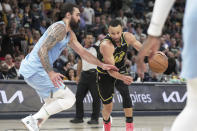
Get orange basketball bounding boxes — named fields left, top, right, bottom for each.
left=148, top=51, right=168, bottom=73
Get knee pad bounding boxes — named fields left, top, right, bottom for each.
left=57, top=95, right=76, bottom=110
left=56, top=87, right=76, bottom=110
left=43, top=87, right=76, bottom=115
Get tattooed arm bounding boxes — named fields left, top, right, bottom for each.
left=38, top=23, right=66, bottom=88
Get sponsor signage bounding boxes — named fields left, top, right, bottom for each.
left=0, top=81, right=186, bottom=112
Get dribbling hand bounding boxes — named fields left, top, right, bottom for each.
left=136, top=35, right=160, bottom=79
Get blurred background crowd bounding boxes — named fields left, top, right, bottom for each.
left=0, top=0, right=185, bottom=83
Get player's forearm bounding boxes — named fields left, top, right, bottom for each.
left=134, top=41, right=143, bottom=51
left=108, top=70, right=124, bottom=81
left=38, top=47, right=53, bottom=73
left=69, top=39, right=103, bottom=68
left=148, top=0, right=176, bottom=36
left=80, top=49, right=103, bottom=68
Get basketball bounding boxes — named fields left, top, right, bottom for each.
left=148, top=51, right=168, bottom=73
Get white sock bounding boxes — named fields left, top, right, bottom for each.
left=32, top=88, right=75, bottom=127
left=33, top=106, right=50, bottom=127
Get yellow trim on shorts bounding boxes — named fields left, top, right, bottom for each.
left=96, top=73, right=116, bottom=102
left=96, top=68, right=107, bottom=74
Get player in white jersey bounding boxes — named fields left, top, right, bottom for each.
left=136, top=0, right=197, bottom=131
left=19, top=3, right=118, bottom=131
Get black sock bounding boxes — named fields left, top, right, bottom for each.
left=126, top=117, right=133, bottom=123
left=103, top=117, right=110, bottom=124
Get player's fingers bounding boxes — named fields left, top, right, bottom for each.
left=127, top=81, right=131, bottom=85
left=102, top=65, right=109, bottom=70
left=55, top=77, right=61, bottom=88
left=129, top=78, right=133, bottom=83
left=126, top=77, right=132, bottom=82
left=57, top=75, right=64, bottom=83
left=137, top=62, right=145, bottom=80
left=124, top=81, right=128, bottom=85
left=59, top=73, right=66, bottom=79
left=149, top=51, right=155, bottom=59
left=104, top=64, right=119, bottom=71
left=53, top=81, right=59, bottom=88
left=125, top=78, right=132, bottom=85
left=111, top=65, right=119, bottom=71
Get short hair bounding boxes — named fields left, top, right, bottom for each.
left=108, top=19, right=122, bottom=27
left=85, top=32, right=93, bottom=38
left=14, top=57, right=22, bottom=62
left=60, top=3, right=78, bottom=19
left=5, top=54, right=12, bottom=59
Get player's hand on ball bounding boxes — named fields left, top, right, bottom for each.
left=136, top=35, right=160, bottom=79
left=122, top=76, right=133, bottom=85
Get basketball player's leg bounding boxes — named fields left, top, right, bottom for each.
left=102, top=102, right=113, bottom=121
left=35, top=87, right=75, bottom=127
left=22, top=72, right=75, bottom=130
left=97, top=73, right=114, bottom=130
left=116, top=80, right=134, bottom=131
left=171, top=78, right=197, bottom=131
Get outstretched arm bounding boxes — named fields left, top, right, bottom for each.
left=38, top=23, right=66, bottom=88
left=68, top=30, right=118, bottom=71
left=136, top=0, right=176, bottom=79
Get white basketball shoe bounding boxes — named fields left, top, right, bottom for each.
left=21, top=115, right=39, bottom=131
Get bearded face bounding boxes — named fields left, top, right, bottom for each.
left=70, top=15, right=80, bottom=30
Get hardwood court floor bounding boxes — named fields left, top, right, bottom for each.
left=0, top=116, right=176, bottom=131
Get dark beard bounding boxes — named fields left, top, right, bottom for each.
left=70, top=17, right=80, bottom=30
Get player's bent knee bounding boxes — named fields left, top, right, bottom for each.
left=43, top=95, right=75, bottom=116
left=66, top=93, right=76, bottom=108
left=57, top=94, right=76, bottom=110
